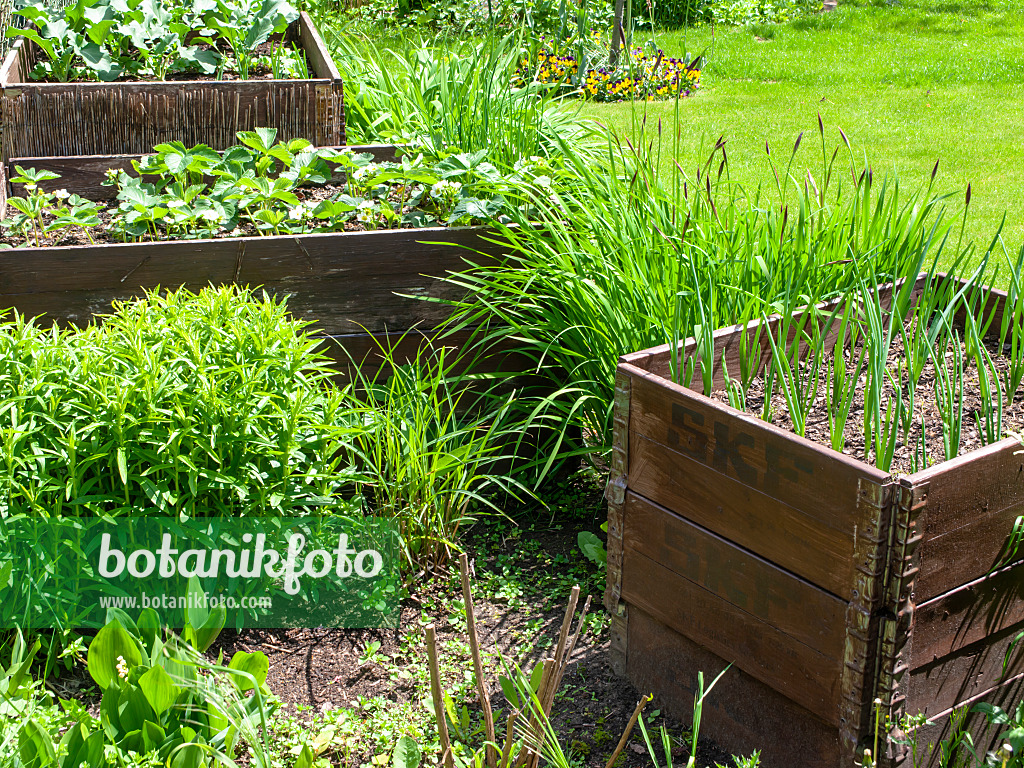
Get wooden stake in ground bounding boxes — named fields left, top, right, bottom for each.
left=425, top=624, right=455, bottom=768
left=460, top=553, right=498, bottom=768
left=516, top=657, right=557, bottom=768
left=604, top=696, right=652, bottom=768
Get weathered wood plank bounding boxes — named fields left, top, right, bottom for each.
left=7, top=144, right=400, bottom=200
left=622, top=491, right=847, bottom=659
left=910, top=562, right=1024, bottom=667
left=0, top=226, right=505, bottom=334
left=297, top=11, right=342, bottom=83
left=622, top=547, right=844, bottom=719
left=907, top=622, right=1024, bottom=736
left=908, top=438, right=1024, bottom=601
left=626, top=430, right=855, bottom=597
left=625, top=605, right=842, bottom=768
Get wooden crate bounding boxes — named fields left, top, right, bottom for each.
left=606, top=273, right=1024, bottom=768
left=0, top=11, right=344, bottom=160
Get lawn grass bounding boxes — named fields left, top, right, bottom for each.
left=583, top=0, right=1024, bottom=262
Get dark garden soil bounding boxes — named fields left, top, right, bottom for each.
left=210, top=474, right=736, bottom=768
left=708, top=315, right=1024, bottom=474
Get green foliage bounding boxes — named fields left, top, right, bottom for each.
left=577, top=528, right=606, bottom=566
left=0, top=165, right=100, bottom=247
left=973, top=701, right=1024, bottom=767
left=442, top=120, right=953, bottom=456
left=201, top=0, right=299, bottom=80
left=331, top=29, right=602, bottom=170
left=0, top=284, right=359, bottom=517
left=339, top=333, right=540, bottom=571
left=1, top=135, right=520, bottom=245
left=82, top=612, right=274, bottom=766
left=8, top=0, right=299, bottom=83
left=706, top=0, right=821, bottom=27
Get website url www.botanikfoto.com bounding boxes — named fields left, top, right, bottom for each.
left=98, top=593, right=273, bottom=611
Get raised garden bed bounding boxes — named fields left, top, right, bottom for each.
left=0, top=10, right=344, bottom=160
left=605, top=272, right=1024, bottom=768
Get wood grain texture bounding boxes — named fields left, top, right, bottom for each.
left=625, top=605, right=842, bottom=768
left=0, top=226, right=504, bottom=334
left=908, top=667, right=1024, bottom=768
left=0, top=15, right=344, bottom=159
left=906, top=621, right=1024, bottom=728
left=6, top=144, right=399, bottom=200
left=625, top=366, right=886, bottom=532
left=910, top=562, right=1024, bottom=668
left=908, top=438, right=1024, bottom=600
left=625, top=430, right=855, bottom=597
left=622, top=547, right=844, bottom=719
left=622, top=491, right=847, bottom=658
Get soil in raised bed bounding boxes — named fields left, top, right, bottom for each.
left=0, top=182, right=447, bottom=249
left=707, top=314, right=1024, bottom=475
left=23, top=39, right=309, bottom=83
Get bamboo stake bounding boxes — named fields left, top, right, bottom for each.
left=603, top=695, right=652, bottom=768
left=540, top=585, right=580, bottom=718
left=499, top=709, right=520, bottom=768
left=425, top=624, right=455, bottom=768
left=460, top=553, right=497, bottom=768
left=514, top=657, right=555, bottom=768
left=550, top=594, right=592, bottom=701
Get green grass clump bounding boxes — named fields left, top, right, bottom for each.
left=329, top=29, right=603, bottom=170
left=0, top=285, right=357, bottom=517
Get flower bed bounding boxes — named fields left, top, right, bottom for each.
left=515, top=32, right=701, bottom=102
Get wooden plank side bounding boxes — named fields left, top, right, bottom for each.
left=0, top=227, right=505, bottom=334
left=7, top=144, right=400, bottom=200
left=906, top=622, right=1024, bottom=735
left=910, top=625, right=1024, bottom=720
left=0, top=226, right=498, bottom=292
left=625, top=605, right=842, bottom=768
left=910, top=562, right=1024, bottom=667
left=909, top=670, right=1024, bottom=768
left=622, top=548, right=844, bottom=720
left=627, top=431, right=854, bottom=597
left=622, top=491, right=847, bottom=659
left=908, top=439, right=1024, bottom=600
left=298, top=11, right=342, bottom=83
left=626, top=366, right=885, bottom=531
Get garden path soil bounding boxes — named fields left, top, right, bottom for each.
left=212, top=476, right=736, bottom=768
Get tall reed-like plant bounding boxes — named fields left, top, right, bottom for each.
left=444, top=120, right=962, bottom=455
left=331, top=30, right=601, bottom=171
left=337, top=334, right=540, bottom=571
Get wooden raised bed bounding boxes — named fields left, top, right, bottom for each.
left=606, top=273, right=1024, bottom=768
left=0, top=145, right=528, bottom=380
left=0, top=143, right=400, bottom=202
left=0, top=11, right=344, bottom=161
left=0, top=224, right=511, bottom=375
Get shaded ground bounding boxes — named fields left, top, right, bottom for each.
left=212, top=473, right=737, bottom=768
